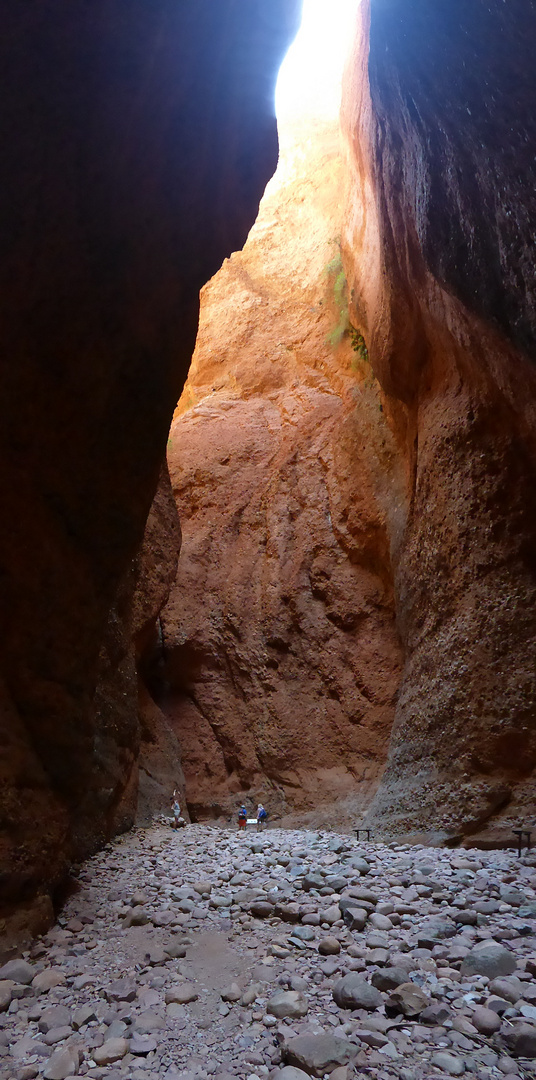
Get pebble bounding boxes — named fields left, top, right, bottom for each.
left=2, top=823, right=536, bottom=1080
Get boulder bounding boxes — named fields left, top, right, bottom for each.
left=318, top=937, right=341, bottom=956
left=351, top=859, right=371, bottom=876
left=166, top=983, right=198, bottom=1004
left=73, top=1004, right=97, bottom=1029
left=283, top=1034, right=353, bottom=1077
left=302, top=874, right=325, bottom=892
left=241, top=983, right=263, bottom=1006
left=420, top=1003, right=452, bottom=1025
left=461, top=944, right=517, bottom=979
left=322, top=905, right=342, bottom=926
left=0, top=981, right=13, bottom=1012
left=429, top=1052, right=464, bottom=1076
left=134, top=1008, right=168, bottom=1032
left=105, top=977, right=137, bottom=1002
left=343, top=887, right=378, bottom=905
left=0, top=959, right=34, bottom=984
left=32, top=969, right=66, bottom=993
left=130, top=1033, right=158, bottom=1055
left=471, top=1006, right=501, bottom=1035
left=93, top=1038, right=129, bottom=1065
left=371, top=967, right=409, bottom=992
left=164, top=942, right=187, bottom=958
left=267, top=991, right=309, bottom=1019
left=342, top=907, right=367, bottom=931
left=123, top=907, right=149, bottom=927
left=250, top=901, right=274, bottom=919
left=39, top=1005, right=72, bottom=1033
left=325, top=877, right=349, bottom=893
left=43, top=1047, right=79, bottom=1080
left=417, top=917, right=457, bottom=949
left=387, top=982, right=430, bottom=1017
left=502, top=1023, right=536, bottom=1058
left=275, top=903, right=301, bottom=923
left=332, top=974, right=383, bottom=1011
left=488, top=976, right=524, bottom=1003
left=290, top=925, right=316, bottom=942
left=272, top=1069, right=311, bottom=1080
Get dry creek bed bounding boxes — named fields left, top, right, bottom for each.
left=3, top=825, right=536, bottom=1080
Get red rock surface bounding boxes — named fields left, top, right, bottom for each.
left=162, top=120, right=403, bottom=827
left=341, top=0, right=536, bottom=842
left=0, top=1, right=299, bottom=943
left=163, top=0, right=536, bottom=844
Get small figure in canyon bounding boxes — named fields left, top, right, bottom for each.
left=170, top=792, right=181, bottom=829
left=256, top=803, right=268, bottom=831
left=238, top=804, right=247, bottom=831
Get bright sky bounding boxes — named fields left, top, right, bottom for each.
left=275, top=0, right=361, bottom=123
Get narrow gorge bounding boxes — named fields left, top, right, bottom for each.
left=160, top=105, right=402, bottom=830
left=157, top=0, right=536, bottom=846
left=1, top=0, right=536, bottom=950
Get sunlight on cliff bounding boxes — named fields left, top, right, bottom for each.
left=276, top=0, right=360, bottom=124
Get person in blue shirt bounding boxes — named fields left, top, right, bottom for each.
left=256, top=804, right=268, bottom=831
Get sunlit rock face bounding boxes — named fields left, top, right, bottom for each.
left=0, top=0, right=300, bottom=942
left=342, top=0, right=536, bottom=842
left=162, top=118, right=403, bottom=827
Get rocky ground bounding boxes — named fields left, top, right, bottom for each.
left=2, top=826, right=536, bottom=1080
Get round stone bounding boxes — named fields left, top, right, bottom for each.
left=318, top=937, right=341, bottom=956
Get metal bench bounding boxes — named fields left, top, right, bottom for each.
left=513, top=828, right=532, bottom=857
left=355, top=828, right=373, bottom=841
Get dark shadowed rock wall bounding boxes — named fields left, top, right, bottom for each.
left=0, top=0, right=300, bottom=942
left=342, top=0, right=536, bottom=842
left=369, top=0, right=536, bottom=362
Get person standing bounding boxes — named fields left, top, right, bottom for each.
left=256, top=803, right=267, bottom=831
left=170, top=792, right=181, bottom=829
left=238, top=804, right=247, bottom=831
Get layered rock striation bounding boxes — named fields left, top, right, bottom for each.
left=161, top=120, right=403, bottom=825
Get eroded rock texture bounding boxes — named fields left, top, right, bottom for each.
left=342, top=0, right=536, bottom=842
left=0, top=0, right=299, bottom=941
left=161, top=121, right=403, bottom=826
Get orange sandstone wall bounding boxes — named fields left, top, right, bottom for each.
left=161, top=121, right=403, bottom=827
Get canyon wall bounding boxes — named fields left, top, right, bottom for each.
left=163, top=0, right=536, bottom=844
left=342, top=0, right=536, bottom=843
left=161, top=121, right=403, bottom=827
left=0, top=1, right=300, bottom=943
